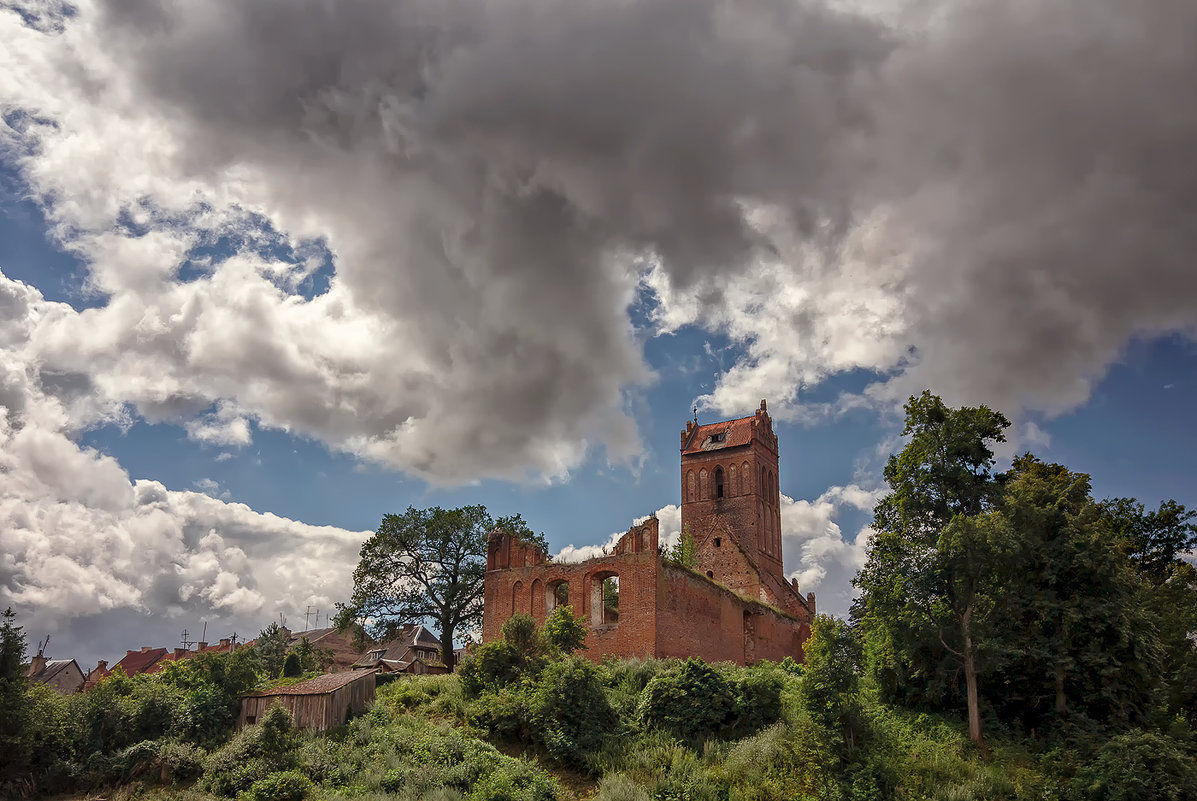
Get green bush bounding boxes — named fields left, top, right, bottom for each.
left=637, top=658, right=737, bottom=744
left=158, top=740, right=206, bottom=784
left=298, top=738, right=350, bottom=786
left=1069, top=730, right=1197, bottom=801
left=732, top=668, right=784, bottom=737
left=243, top=769, right=313, bottom=801
left=542, top=604, right=588, bottom=655
left=501, top=613, right=541, bottom=658
left=201, top=704, right=299, bottom=796
left=281, top=653, right=303, bottom=678
left=464, top=758, right=559, bottom=801
left=530, top=656, right=618, bottom=767
left=595, top=772, right=653, bottom=801
left=460, top=641, right=524, bottom=697
left=466, top=685, right=533, bottom=741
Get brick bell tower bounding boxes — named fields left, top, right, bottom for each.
left=679, top=400, right=784, bottom=585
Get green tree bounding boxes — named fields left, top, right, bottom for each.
left=1100, top=497, right=1197, bottom=725
left=542, top=604, right=588, bottom=655
left=338, top=506, right=545, bottom=670
left=1101, top=498, right=1197, bottom=584
left=854, top=391, right=1010, bottom=751
left=0, top=608, right=30, bottom=787
left=994, top=456, right=1162, bottom=727
left=800, top=616, right=865, bottom=760
left=669, top=526, right=699, bottom=568
left=281, top=652, right=302, bottom=678
left=255, top=623, right=290, bottom=678
left=637, top=658, right=737, bottom=744
left=291, top=637, right=333, bottom=673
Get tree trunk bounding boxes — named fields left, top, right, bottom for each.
left=961, top=613, right=988, bottom=755
left=440, top=622, right=455, bottom=671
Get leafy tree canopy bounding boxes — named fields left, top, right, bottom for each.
left=338, top=505, right=545, bottom=670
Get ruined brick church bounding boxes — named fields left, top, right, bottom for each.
left=482, top=401, right=815, bottom=664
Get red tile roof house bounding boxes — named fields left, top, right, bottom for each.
left=112, top=646, right=171, bottom=677
left=239, top=670, right=377, bottom=731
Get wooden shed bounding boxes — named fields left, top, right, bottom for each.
left=239, top=669, right=377, bottom=731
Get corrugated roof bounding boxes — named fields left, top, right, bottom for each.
left=247, top=669, right=376, bottom=697
left=682, top=416, right=756, bottom=454
left=30, top=659, right=76, bottom=684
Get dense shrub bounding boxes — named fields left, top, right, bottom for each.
left=595, top=773, right=653, bottom=801
left=460, top=641, right=524, bottom=696
left=201, top=704, right=299, bottom=797
left=244, top=769, right=313, bottom=801
left=281, top=653, right=303, bottom=678
left=542, top=604, right=588, bottom=655
left=530, top=656, right=618, bottom=767
left=1069, top=730, right=1197, bottom=801
left=157, top=740, right=206, bottom=784
left=466, top=685, right=533, bottom=741
left=637, top=658, right=737, bottom=744
left=731, top=668, right=784, bottom=737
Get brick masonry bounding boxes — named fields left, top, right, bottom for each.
left=481, top=401, right=814, bottom=665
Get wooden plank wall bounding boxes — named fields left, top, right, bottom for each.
left=238, top=675, right=376, bottom=731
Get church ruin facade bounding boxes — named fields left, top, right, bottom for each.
left=482, top=400, right=815, bottom=665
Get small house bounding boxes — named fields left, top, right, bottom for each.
left=351, top=624, right=447, bottom=674
left=239, top=669, right=377, bottom=731
left=27, top=654, right=85, bottom=694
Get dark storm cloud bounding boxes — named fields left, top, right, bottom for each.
left=85, top=0, right=1197, bottom=429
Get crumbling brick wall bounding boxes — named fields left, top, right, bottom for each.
left=482, top=518, right=810, bottom=666
left=481, top=401, right=814, bottom=666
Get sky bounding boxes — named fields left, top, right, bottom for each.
left=1, top=0, right=1195, bottom=671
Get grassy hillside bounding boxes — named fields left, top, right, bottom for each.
left=65, top=652, right=1195, bottom=801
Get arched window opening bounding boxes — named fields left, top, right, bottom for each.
left=729, top=463, right=738, bottom=496
left=511, top=580, right=524, bottom=615
left=714, top=466, right=725, bottom=498
left=590, top=572, right=619, bottom=627
left=706, top=570, right=714, bottom=579
left=714, top=537, right=721, bottom=547
left=687, top=470, right=696, bottom=503
left=743, top=461, right=750, bottom=494
left=699, top=469, right=708, bottom=501
left=546, top=580, right=569, bottom=613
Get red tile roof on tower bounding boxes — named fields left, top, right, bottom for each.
left=681, top=415, right=756, bottom=454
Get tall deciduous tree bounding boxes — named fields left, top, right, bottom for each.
left=993, top=457, right=1163, bottom=728
left=338, top=506, right=544, bottom=670
left=1100, top=497, right=1197, bottom=725
left=855, top=391, right=1010, bottom=752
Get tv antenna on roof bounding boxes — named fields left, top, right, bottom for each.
left=180, top=629, right=195, bottom=650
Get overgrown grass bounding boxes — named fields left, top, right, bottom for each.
left=59, top=656, right=1197, bottom=801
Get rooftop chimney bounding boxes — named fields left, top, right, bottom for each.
left=197, top=641, right=208, bottom=650
left=140, top=646, right=152, bottom=653
left=174, top=648, right=187, bottom=658
left=27, top=653, right=47, bottom=678
left=219, top=638, right=230, bottom=647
